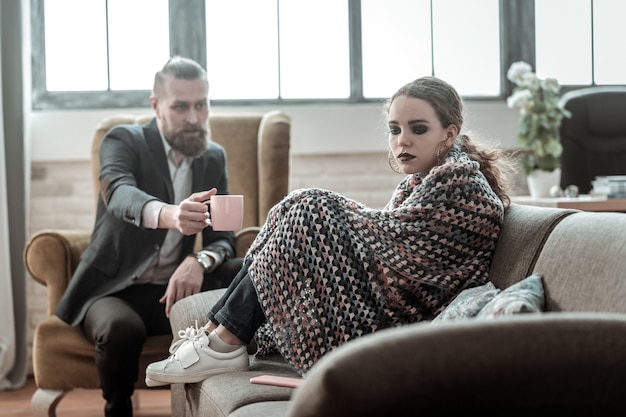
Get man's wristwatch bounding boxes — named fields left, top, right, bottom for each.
left=195, top=251, right=213, bottom=272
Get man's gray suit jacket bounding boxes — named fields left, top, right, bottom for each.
left=56, top=118, right=236, bottom=326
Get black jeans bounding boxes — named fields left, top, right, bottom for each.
left=208, top=259, right=267, bottom=345
left=80, top=258, right=243, bottom=417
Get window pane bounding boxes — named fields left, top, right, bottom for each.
left=108, top=0, right=170, bottom=91
left=279, top=0, right=350, bottom=99
left=535, top=0, right=591, bottom=84
left=206, top=0, right=279, bottom=99
left=361, top=0, right=432, bottom=99
left=593, top=0, right=626, bottom=84
left=432, top=0, right=500, bottom=96
left=44, top=0, right=108, bottom=91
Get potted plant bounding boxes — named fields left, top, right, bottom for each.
left=506, top=61, right=571, bottom=197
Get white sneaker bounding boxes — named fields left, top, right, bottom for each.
left=145, top=324, right=249, bottom=387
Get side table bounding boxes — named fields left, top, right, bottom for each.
left=511, top=194, right=626, bottom=213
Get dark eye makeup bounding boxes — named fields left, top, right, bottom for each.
left=412, top=124, right=428, bottom=134
left=388, top=122, right=429, bottom=136
left=388, top=125, right=400, bottom=135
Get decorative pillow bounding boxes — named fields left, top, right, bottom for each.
left=432, top=282, right=501, bottom=322
left=476, top=273, right=545, bottom=319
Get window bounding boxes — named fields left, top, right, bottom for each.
left=205, top=0, right=279, bottom=100
left=32, top=0, right=620, bottom=110
left=205, top=0, right=351, bottom=100
left=430, top=0, right=500, bottom=96
left=43, top=0, right=108, bottom=91
left=535, top=0, right=626, bottom=85
left=32, top=0, right=503, bottom=109
left=43, top=0, right=169, bottom=92
left=361, top=0, right=433, bottom=99
left=361, top=0, right=500, bottom=98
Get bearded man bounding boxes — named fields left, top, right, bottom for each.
left=55, top=56, right=241, bottom=417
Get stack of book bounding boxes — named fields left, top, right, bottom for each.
left=590, top=176, right=626, bottom=198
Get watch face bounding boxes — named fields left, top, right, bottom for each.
left=197, top=253, right=211, bottom=270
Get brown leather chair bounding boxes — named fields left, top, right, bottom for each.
left=559, top=86, right=626, bottom=194
left=23, top=111, right=291, bottom=417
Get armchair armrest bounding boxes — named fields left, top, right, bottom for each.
left=24, top=229, right=91, bottom=315
left=258, top=111, right=291, bottom=225
left=287, top=312, right=626, bottom=416
left=235, top=226, right=261, bottom=257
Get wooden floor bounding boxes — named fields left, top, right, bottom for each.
left=0, top=377, right=171, bottom=417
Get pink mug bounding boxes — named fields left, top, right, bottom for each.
left=210, top=195, right=244, bottom=231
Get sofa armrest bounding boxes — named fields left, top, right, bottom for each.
left=24, top=229, right=91, bottom=315
left=287, top=312, right=626, bottom=416
left=169, top=289, right=228, bottom=339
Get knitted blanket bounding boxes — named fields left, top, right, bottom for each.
left=246, top=146, right=504, bottom=374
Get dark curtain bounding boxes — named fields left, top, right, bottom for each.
left=0, top=0, right=28, bottom=390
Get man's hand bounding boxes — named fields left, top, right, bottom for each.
left=160, top=255, right=205, bottom=317
left=159, top=189, right=216, bottom=235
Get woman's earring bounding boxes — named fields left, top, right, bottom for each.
left=388, top=150, right=401, bottom=173
left=436, top=142, right=447, bottom=165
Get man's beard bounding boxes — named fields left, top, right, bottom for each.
left=165, top=124, right=210, bottom=158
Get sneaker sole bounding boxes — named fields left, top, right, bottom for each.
left=145, top=366, right=247, bottom=386
left=145, top=376, right=170, bottom=387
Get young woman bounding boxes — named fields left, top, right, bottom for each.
left=145, top=76, right=512, bottom=385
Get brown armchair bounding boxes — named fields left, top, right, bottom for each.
left=23, top=111, right=291, bottom=416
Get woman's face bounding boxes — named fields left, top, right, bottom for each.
left=388, top=95, right=457, bottom=174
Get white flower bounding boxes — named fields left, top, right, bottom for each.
left=507, top=61, right=533, bottom=85
left=507, top=89, right=532, bottom=110
left=541, top=77, right=561, bottom=93
left=506, top=61, right=570, bottom=174
left=518, top=72, right=540, bottom=90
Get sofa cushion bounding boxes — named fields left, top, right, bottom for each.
left=531, top=211, right=626, bottom=313
left=286, top=312, right=626, bottom=416
left=229, top=400, right=290, bottom=417
left=433, top=273, right=544, bottom=322
left=431, top=282, right=499, bottom=322
left=183, top=355, right=299, bottom=417
left=477, top=273, right=544, bottom=318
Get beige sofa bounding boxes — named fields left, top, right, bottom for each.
left=169, top=203, right=626, bottom=416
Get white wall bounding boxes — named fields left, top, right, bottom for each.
left=29, top=100, right=520, bottom=162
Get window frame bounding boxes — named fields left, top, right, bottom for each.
left=31, top=0, right=533, bottom=110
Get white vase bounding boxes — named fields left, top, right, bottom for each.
left=526, top=168, right=561, bottom=198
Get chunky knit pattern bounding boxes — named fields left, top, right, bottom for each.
left=246, top=146, right=504, bottom=374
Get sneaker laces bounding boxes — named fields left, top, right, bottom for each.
left=167, top=321, right=209, bottom=367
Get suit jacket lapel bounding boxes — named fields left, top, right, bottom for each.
left=144, top=119, right=174, bottom=202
